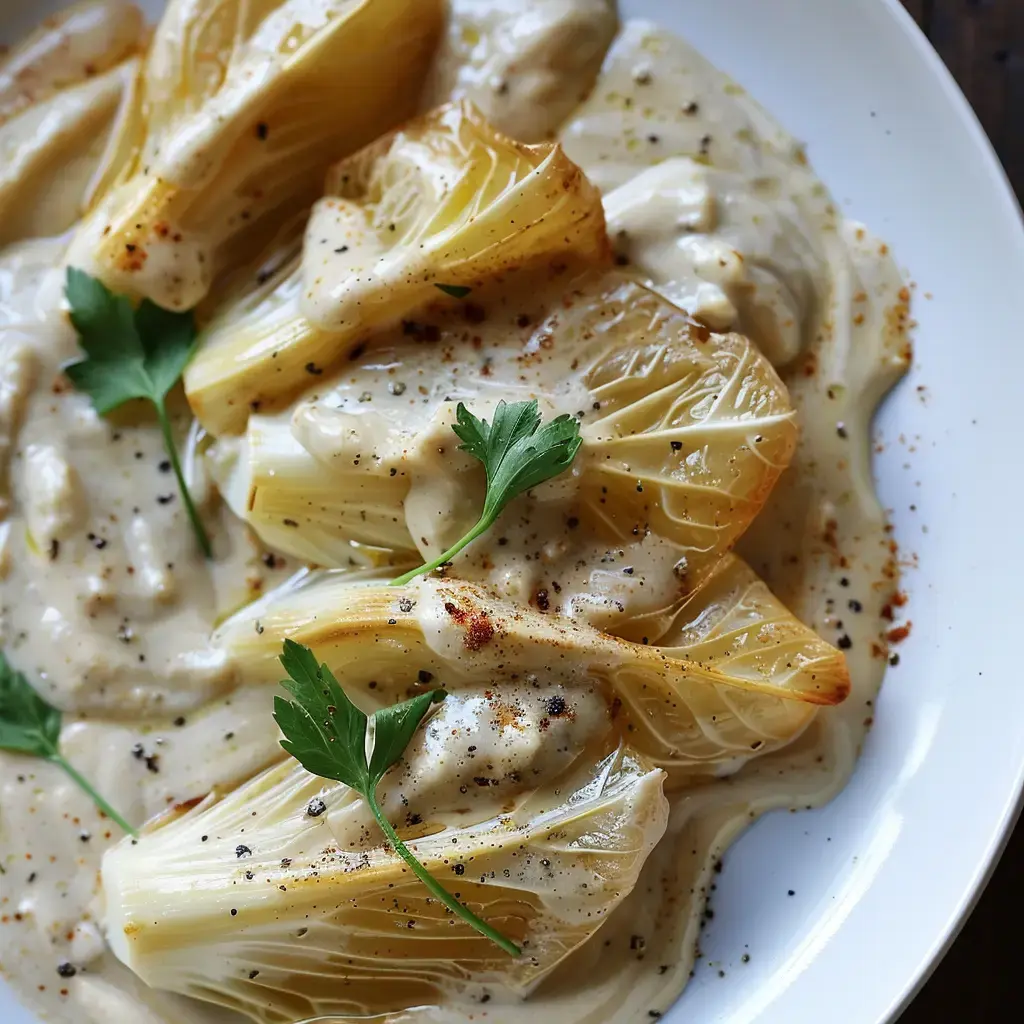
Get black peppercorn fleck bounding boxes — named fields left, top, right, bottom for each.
left=545, top=695, right=567, bottom=717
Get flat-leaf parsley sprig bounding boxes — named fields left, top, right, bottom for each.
left=391, top=399, right=582, bottom=586
left=273, top=639, right=521, bottom=956
left=63, top=268, right=211, bottom=557
left=0, top=653, right=136, bottom=836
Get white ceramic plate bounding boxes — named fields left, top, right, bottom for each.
left=3, top=1, right=1023, bottom=1023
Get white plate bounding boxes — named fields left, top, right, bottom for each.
left=3, top=2, right=1023, bottom=1023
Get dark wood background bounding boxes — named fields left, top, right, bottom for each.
left=899, top=2, right=1021, bottom=1021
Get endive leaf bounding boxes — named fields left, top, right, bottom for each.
left=210, top=275, right=795, bottom=635
left=422, top=0, right=617, bottom=143
left=574, top=279, right=797, bottom=582
left=67, top=0, right=444, bottom=312
left=0, top=1, right=144, bottom=124
left=213, top=568, right=848, bottom=778
left=101, top=745, right=668, bottom=1021
left=0, top=57, right=139, bottom=246
left=184, top=101, right=609, bottom=434
left=559, top=22, right=837, bottom=368
left=208, top=410, right=419, bottom=557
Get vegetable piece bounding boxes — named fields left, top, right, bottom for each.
left=274, top=639, right=518, bottom=955
left=209, top=411, right=419, bottom=558
left=184, top=102, right=609, bottom=434
left=101, top=742, right=667, bottom=1019
left=215, top=275, right=795, bottom=628
left=601, top=157, right=829, bottom=368
left=560, top=22, right=837, bottom=368
left=0, top=1, right=143, bottom=124
left=67, top=0, right=445, bottom=312
left=391, top=399, right=582, bottom=585
left=213, top=567, right=849, bottom=779
left=0, top=59, right=139, bottom=247
left=63, top=268, right=211, bottom=556
left=0, top=652, right=135, bottom=835
left=573, top=277, right=798, bottom=619
left=422, top=0, right=617, bottom=143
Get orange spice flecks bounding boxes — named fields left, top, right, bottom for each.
left=443, top=601, right=496, bottom=651
left=886, top=623, right=912, bottom=644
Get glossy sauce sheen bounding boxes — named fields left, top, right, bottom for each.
left=0, top=3, right=911, bottom=1023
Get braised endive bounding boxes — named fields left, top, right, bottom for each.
left=213, top=564, right=849, bottom=780
left=273, top=639, right=520, bottom=955
left=208, top=277, right=797, bottom=633
left=67, top=0, right=444, bottom=311
left=101, top=664, right=668, bottom=1020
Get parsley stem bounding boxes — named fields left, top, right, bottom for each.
left=390, top=513, right=496, bottom=586
left=49, top=754, right=137, bottom=837
left=157, top=404, right=212, bottom=558
left=367, top=792, right=520, bottom=956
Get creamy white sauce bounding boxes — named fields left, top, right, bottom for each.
left=0, top=4, right=910, bottom=1024
left=0, top=240, right=293, bottom=714
left=421, top=0, right=617, bottom=143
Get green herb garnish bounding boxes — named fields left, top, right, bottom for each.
left=63, top=268, right=211, bottom=557
left=0, top=653, right=136, bottom=836
left=273, top=639, right=520, bottom=956
left=435, top=283, right=472, bottom=299
left=391, top=399, right=582, bottom=586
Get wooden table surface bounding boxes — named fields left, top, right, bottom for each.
left=898, top=2, right=1022, bottom=1020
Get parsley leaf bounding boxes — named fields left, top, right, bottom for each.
left=273, top=639, right=520, bottom=956
left=64, top=268, right=212, bottom=557
left=0, top=652, right=136, bottom=836
left=392, top=399, right=582, bottom=586
left=435, top=283, right=472, bottom=299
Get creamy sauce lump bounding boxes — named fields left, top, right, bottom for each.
left=0, top=3, right=911, bottom=1023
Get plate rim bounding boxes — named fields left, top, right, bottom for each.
left=870, top=1, right=1024, bottom=1018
